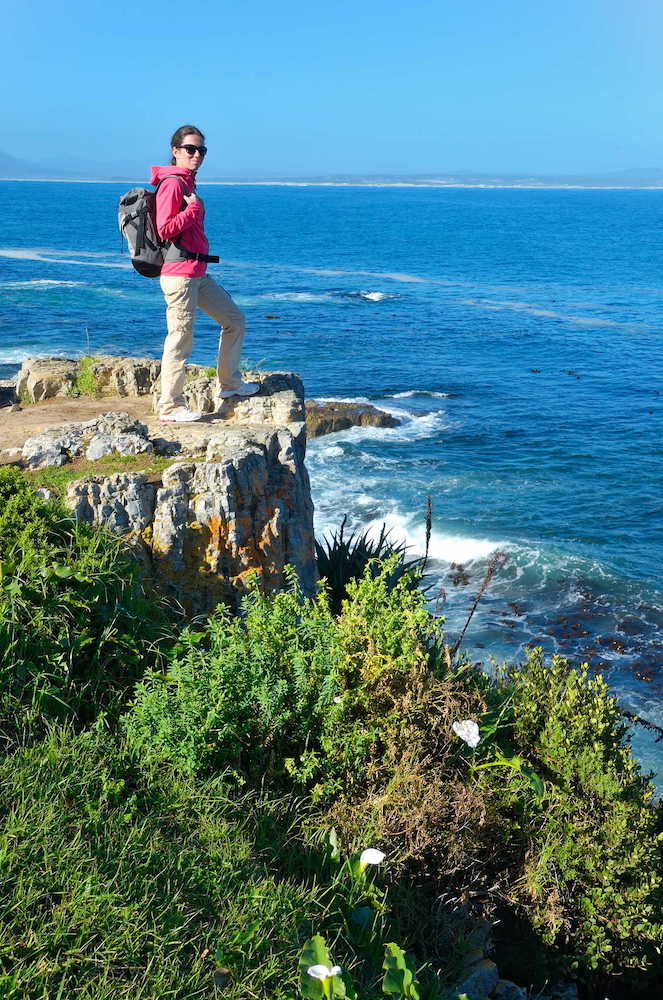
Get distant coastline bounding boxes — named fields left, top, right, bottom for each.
left=3, top=176, right=663, bottom=190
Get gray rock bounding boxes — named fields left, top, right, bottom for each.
left=306, top=399, right=400, bottom=438
left=36, top=488, right=54, bottom=501
left=26, top=446, right=68, bottom=469
left=452, top=959, right=499, bottom=1000
left=85, top=432, right=153, bottom=461
left=151, top=437, right=182, bottom=457
left=68, top=473, right=156, bottom=537
left=16, top=357, right=78, bottom=402
left=494, top=979, right=528, bottom=1000
left=23, top=426, right=86, bottom=468
left=14, top=358, right=316, bottom=610
left=83, top=355, right=161, bottom=397
left=177, top=372, right=306, bottom=429
left=85, top=411, right=149, bottom=437
left=115, top=433, right=153, bottom=456
left=66, top=426, right=316, bottom=615
left=23, top=412, right=153, bottom=468
left=182, top=377, right=216, bottom=414
left=85, top=435, right=117, bottom=461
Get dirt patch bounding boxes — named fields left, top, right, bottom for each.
left=0, top=396, right=227, bottom=455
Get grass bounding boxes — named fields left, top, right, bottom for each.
left=26, top=454, right=177, bottom=496
left=0, top=725, right=410, bottom=1000
left=184, top=366, right=217, bottom=384
left=0, top=727, right=311, bottom=999
left=68, top=356, right=101, bottom=399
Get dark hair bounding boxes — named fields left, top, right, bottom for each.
left=170, top=125, right=205, bottom=165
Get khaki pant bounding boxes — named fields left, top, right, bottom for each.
left=158, top=274, right=245, bottom=415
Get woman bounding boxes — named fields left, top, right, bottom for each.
left=151, top=125, right=258, bottom=422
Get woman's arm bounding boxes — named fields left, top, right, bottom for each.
left=156, top=178, right=203, bottom=241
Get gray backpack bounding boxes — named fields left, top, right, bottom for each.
left=118, top=177, right=218, bottom=277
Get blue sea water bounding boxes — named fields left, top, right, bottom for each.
left=1, top=179, right=662, bottom=781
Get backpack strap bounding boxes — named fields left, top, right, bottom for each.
left=155, top=176, right=220, bottom=264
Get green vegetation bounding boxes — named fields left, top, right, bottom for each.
left=0, top=466, right=163, bottom=752
left=510, top=654, right=663, bottom=977
left=28, top=452, right=176, bottom=497
left=0, top=728, right=356, bottom=999
left=315, top=517, right=426, bottom=615
left=0, top=475, right=661, bottom=999
left=68, top=355, right=102, bottom=398
left=184, top=365, right=217, bottom=384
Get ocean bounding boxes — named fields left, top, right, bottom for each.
left=1, top=179, right=661, bottom=784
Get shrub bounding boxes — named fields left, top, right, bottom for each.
left=68, top=355, right=101, bottom=397
left=125, top=570, right=343, bottom=778
left=508, top=651, right=663, bottom=982
left=123, top=552, right=663, bottom=989
left=302, top=557, right=487, bottom=801
left=0, top=466, right=163, bottom=750
left=126, top=556, right=497, bottom=886
left=316, top=517, right=426, bottom=616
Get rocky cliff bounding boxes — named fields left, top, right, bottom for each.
left=8, top=360, right=316, bottom=614
left=4, top=354, right=404, bottom=615
left=68, top=424, right=315, bottom=615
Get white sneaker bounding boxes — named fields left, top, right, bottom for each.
left=217, top=380, right=260, bottom=399
left=159, top=406, right=202, bottom=423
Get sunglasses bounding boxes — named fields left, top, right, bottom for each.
left=179, top=144, right=207, bottom=157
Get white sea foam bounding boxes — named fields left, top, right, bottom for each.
left=0, top=347, right=77, bottom=365
left=323, top=409, right=447, bottom=445
left=0, top=248, right=130, bottom=271
left=312, top=395, right=415, bottom=423
left=350, top=290, right=395, bottom=301
left=0, top=348, right=37, bottom=364
left=1, top=279, right=86, bottom=289
left=459, top=297, right=626, bottom=329
left=360, top=512, right=503, bottom=564
left=298, top=266, right=432, bottom=284
left=260, top=291, right=335, bottom=303
left=314, top=395, right=373, bottom=405
left=238, top=289, right=396, bottom=306
left=390, top=389, right=451, bottom=398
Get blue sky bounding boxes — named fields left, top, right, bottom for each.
left=3, top=0, right=662, bottom=177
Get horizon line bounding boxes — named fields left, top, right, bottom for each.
left=2, top=176, right=663, bottom=191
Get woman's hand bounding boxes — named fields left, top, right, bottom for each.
left=183, top=193, right=199, bottom=205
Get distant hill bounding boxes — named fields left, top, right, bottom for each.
left=0, top=150, right=49, bottom=178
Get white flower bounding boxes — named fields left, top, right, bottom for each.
left=359, top=848, right=385, bottom=866
left=452, top=719, right=481, bottom=748
left=333, top=695, right=342, bottom=704
left=307, top=964, right=342, bottom=980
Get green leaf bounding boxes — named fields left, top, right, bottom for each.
left=382, top=942, right=420, bottom=999
left=521, top=765, right=545, bottom=800
left=0, top=558, right=16, bottom=581
left=299, top=936, right=332, bottom=1000
left=231, top=919, right=261, bottom=947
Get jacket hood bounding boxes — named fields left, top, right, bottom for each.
left=149, top=165, right=196, bottom=187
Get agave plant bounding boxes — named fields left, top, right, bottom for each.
left=315, top=515, right=427, bottom=616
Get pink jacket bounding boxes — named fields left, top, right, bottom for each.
left=150, top=165, right=209, bottom=277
